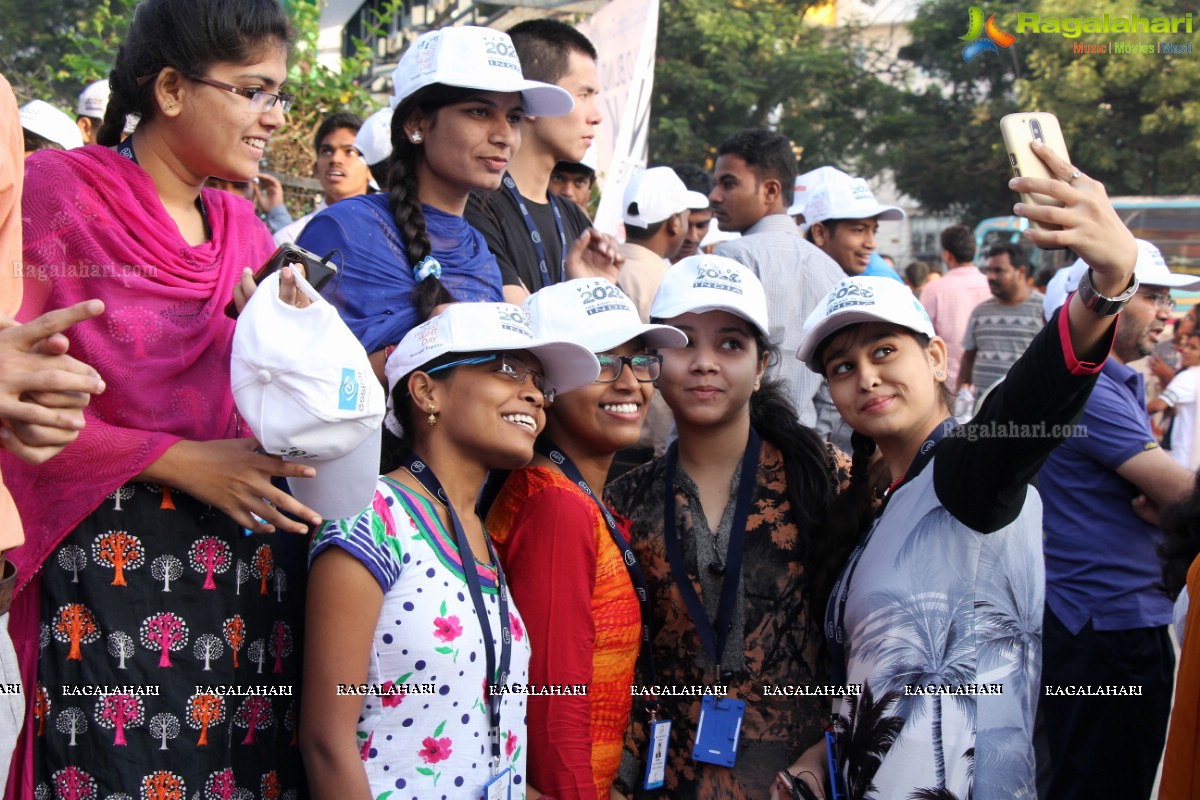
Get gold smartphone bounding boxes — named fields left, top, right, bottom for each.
left=1000, top=112, right=1070, bottom=232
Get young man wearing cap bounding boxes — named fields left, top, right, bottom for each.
left=617, top=166, right=709, bottom=323
left=274, top=112, right=372, bottom=245
left=1038, top=239, right=1198, bottom=800
left=803, top=172, right=906, bottom=280
left=76, top=79, right=109, bottom=145
left=19, top=99, right=84, bottom=154
left=466, top=19, right=621, bottom=302
left=549, top=148, right=597, bottom=216
left=707, top=128, right=845, bottom=443
left=958, top=243, right=1044, bottom=393
left=917, top=224, right=991, bottom=388
left=670, top=164, right=715, bottom=264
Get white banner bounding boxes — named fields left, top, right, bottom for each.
left=577, top=0, right=660, bottom=236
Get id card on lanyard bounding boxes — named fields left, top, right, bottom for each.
left=403, top=455, right=514, bottom=793
left=662, top=428, right=761, bottom=769
left=502, top=174, right=567, bottom=288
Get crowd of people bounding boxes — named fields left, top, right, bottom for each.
left=3, top=0, right=1200, bottom=799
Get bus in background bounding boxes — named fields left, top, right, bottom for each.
left=975, top=198, right=1200, bottom=301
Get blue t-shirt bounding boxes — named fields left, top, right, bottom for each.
left=297, top=193, right=504, bottom=354
left=1040, top=358, right=1174, bottom=633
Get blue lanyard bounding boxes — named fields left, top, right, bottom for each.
left=403, top=454, right=512, bottom=774
left=825, top=418, right=955, bottom=685
left=533, top=439, right=657, bottom=691
left=502, top=173, right=566, bottom=286
left=661, top=428, right=762, bottom=680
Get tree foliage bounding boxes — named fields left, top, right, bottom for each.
left=649, top=0, right=900, bottom=172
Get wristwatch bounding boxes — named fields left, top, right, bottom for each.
left=1076, top=268, right=1138, bottom=316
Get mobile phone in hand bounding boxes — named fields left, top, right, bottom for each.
left=1000, top=112, right=1071, bottom=234
left=225, top=244, right=337, bottom=319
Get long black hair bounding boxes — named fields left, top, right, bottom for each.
left=98, top=0, right=292, bottom=147
left=387, top=85, right=479, bottom=321
left=748, top=334, right=853, bottom=609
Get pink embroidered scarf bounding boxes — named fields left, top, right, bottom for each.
left=2, top=144, right=273, bottom=799
left=3, top=144, right=273, bottom=588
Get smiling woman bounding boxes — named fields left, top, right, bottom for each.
left=299, top=302, right=599, bottom=800
left=295, top=25, right=574, bottom=385
left=2, top=0, right=316, bottom=795
left=483, top=279, right=686, bottom=798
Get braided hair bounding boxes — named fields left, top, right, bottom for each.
left=98, top=0, right=291, bottom=147
left=387, top=85, right=480, bottom=321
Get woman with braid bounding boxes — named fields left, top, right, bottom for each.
left=296, top=26, right=572, bottom=381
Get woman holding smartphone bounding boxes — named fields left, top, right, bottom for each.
left=604, top=256, right=852, bottom=798
left=484, top=279, right=685, bottom=798
left=295, top=26, right=573, bottom=383
left=300, top=302, right=599, bottom=800
left=778, top=143, right=1138, bottom=800
left=3, top=1, right=319, bottom=794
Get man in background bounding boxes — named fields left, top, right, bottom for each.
left=274, top=112, right=371, bottom=245
left=670, top=163, right=715, bottom=263
left=918, top=224, right=990, bottom=387
left=708, top=128, right=844, bottom=441
left=958, top=243, right=1044, bottom=393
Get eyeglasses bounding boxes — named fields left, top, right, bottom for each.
left=137, top=72, right=294, bottom=114
left=1139, top=290, right=1176, bottom=311
left=424, top=354, right=555, bottom=404
left=595, top=354, right=662, bottom=383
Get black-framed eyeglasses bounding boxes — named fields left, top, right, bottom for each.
left=595, top=354, right=662, bottom=383
left=424, top=354, right=555, bottom=404
left=137, top=72, right=294, bottom=114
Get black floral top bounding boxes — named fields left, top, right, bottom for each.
left=604, top=440, right=849, bottom=799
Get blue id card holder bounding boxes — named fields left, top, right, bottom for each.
left=691, top=695, right=745, bottom=767
left=643, top=718, right=671, bottom=790
left=482, top=767, right=511, bottom=800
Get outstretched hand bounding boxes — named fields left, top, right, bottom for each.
left=0, top=299, right=106, bottom=464
left=1010, top=140, right=1137, bottom=295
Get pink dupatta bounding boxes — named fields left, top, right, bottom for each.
left=2, top=144, right=272, bottom=798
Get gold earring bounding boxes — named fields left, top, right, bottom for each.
left=165, top=102, right=177, bottom=110
left=427, top=407, right=438, bottom=426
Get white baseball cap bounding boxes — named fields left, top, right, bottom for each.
left=391, top=26, right=572, bottom=117
left=797, top=275, right=936, bottom=369
left=19, top=100, right=84, bottom=150
left=622, top=167, right=709, bottom=228
left=787, top=166, right=852, bottom=217
left=803, top=174, right=905, bottom=225
left=232, top=270, right=386, bottom=521
left=524, top=279, right=687, bottom=356
left=650, top=255, right=770, bottom=336
left=385, top=302, right=600, bottom=406
left=355, top=107, right=393, bottom=167
left=77, top=79, right=110, bottom=118
left=1043, top=239, right=1200, bottom=317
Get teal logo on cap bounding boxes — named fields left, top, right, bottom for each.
left=339, top=368, right=359, bottom=411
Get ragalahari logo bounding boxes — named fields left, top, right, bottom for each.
left=961, top=7, right=1016, bottom=62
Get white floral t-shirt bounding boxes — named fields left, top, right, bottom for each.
left=310, top=477, right=532, bottom=799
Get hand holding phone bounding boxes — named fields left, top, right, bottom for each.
left=1000, top=112, right=1071, bottom=232
left=225, top=244, right=338, bottom=319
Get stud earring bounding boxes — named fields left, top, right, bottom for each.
left=936, top=371, right=944, bottom=380
left=411, top=131, right=423, bottom=144
left=165, top=102, right=177, bottom=110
